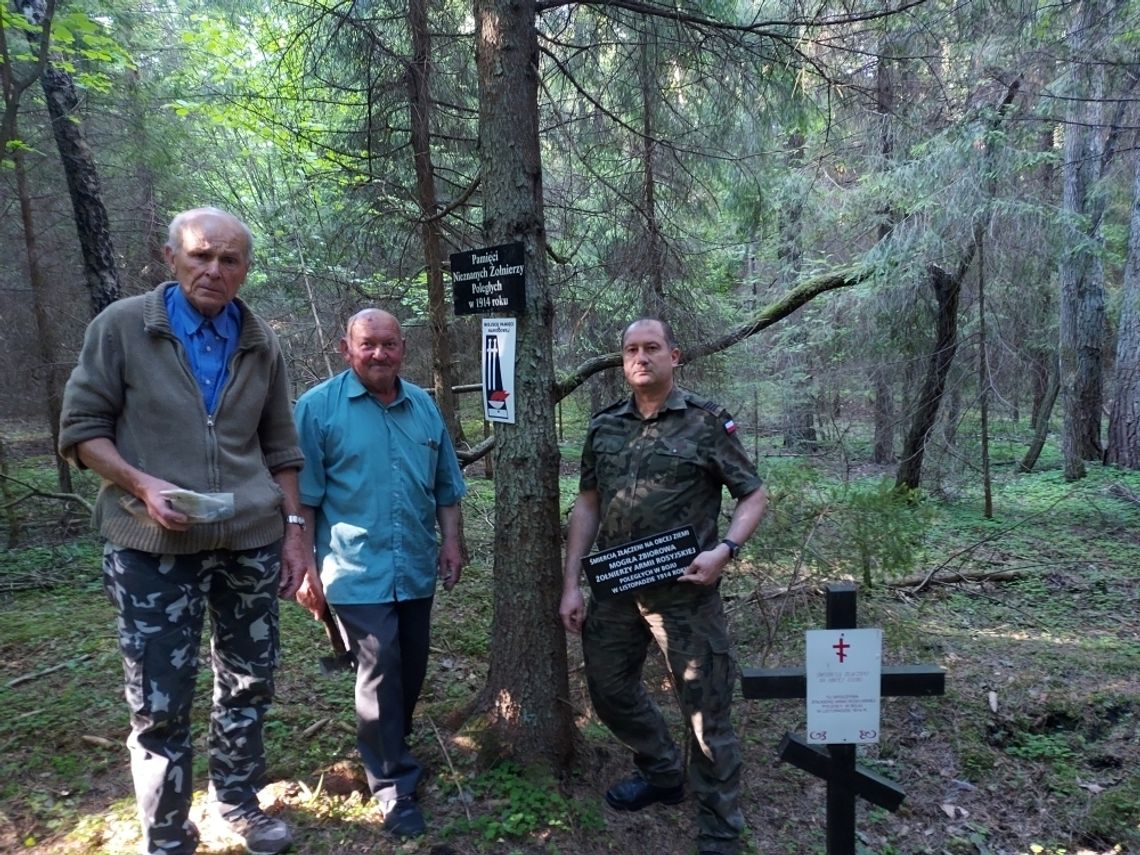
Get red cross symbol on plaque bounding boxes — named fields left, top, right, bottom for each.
left=833, top=634, right=849, bottom=663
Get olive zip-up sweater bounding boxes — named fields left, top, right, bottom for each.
left=59, top=282, right=304, bottom=555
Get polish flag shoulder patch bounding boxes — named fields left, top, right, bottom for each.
left=724, top=419, right=737, bottom=435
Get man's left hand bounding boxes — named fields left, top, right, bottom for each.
left=278, top=527, right=307, bottom=599
left=677, top=544, right=730, bottom=587
left=439, top=538, right=462, bottom=591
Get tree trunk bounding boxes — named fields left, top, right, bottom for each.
left=978, top=238, right=992, bottom=518
left=1, top=0, right=54, bottom=159
left=14, top=142, right=70, bottom=492
left=17, top=0, right=120, bottom=314
left=1106, top=153, right=1140, bottom=467
left=408, top=0, right=466, bottom=446
left=778, top=132, right=815, bottom=450
left=895, top=264, right=964, bottom=491
left=894, top=80, right=1017, bottom=491
left=1028, top=347, right=1051, bottom=430
left=0, top=436, right=21, bottom=548
left=871, top=368, right=895, bottom=464
left=473, top=0, right=574, bottom=769
left=1019, top=353, right=1060, bottom=473
left=638, top=35, right=666, bottom=317
left=870, top=46, right=897, bottom=465
left=40, top=68, right=121, bottom=314
left=1059, top=0, right=1108, bottom=478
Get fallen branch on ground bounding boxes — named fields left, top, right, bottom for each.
left=0, top=472, right=92, bottom=512
left=7, top=653, right=93, bottom=688
left=1107, top=482, right=1140, bottom=508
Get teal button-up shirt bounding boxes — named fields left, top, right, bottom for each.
left=295, top=371, right=467, bottom=604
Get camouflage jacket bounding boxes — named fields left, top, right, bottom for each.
left=581, top=385, right=763, bottom=551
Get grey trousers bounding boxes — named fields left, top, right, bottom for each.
left=334, top=597, right=434, bottom=805
left=103, top=542, right=282, bottom=855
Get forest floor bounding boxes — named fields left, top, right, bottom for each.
left=1, top=417, right=1138, bottom=855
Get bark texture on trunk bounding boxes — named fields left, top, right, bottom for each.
left=17, top=0, right=120, bottom=315
left=1106, top=154, right=1140, bottom=468
left=1059, top=0, right=1108, bottom=478
left=40, top=66, right=120, bottom=314
left=473, top=0, right=574, bottom=769
left=15, top=144, right=70, bottom=492
left=896, top=265, right=964, bottom=491
left=408, top=0, right=466, bottom=446
left=872, top=368, right=895, bottom=464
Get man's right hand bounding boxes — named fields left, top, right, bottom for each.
left=137, top=474, right=192, bottom=531
left=295, top=565, right=327, bottom=620
left=560, top=587, right=585, bottom=635
left=76, top=438, right=191, bottom=531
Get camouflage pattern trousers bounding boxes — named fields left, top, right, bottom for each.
left=583, top=582, right=744, bottom=855
left=102, top=542, right=282, bottom=855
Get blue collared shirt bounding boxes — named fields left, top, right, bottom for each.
left=295, top=370, right=467, bottom=604
left=164, top=283, right=241, bottom=414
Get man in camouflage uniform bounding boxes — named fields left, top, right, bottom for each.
left=560, top=318, right=768, bottom=855
left=59, top=208, right=306, bottom=855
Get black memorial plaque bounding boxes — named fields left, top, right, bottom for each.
left=583, top=526, right=699, bottom=601
left=451, top=242, right=526, bottom=315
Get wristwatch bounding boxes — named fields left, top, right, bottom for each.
left=285, top=513, right=306, bottom=530
left=720, top=538, right=741, bottom=560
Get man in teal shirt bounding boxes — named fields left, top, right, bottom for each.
left=293, top=308, right=465, bottom=839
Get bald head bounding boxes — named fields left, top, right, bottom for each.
left=163, top=207, right=253, bottom=318
left=340, top=308, right=406, bottom=401
left=345, top=308, right=402, bottom=339
left=166, top=207, right=253, bottom=264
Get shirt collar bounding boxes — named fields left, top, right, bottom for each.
left=164, top=282, right=240, bottom=340
left=345, top=369, right=406, bottom=406
left=615, top=384, right=686, bottom=418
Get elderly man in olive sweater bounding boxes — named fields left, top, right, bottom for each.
left=59, top=207, right=305, bottom=855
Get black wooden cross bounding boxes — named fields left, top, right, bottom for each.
left=740, top=582, right=946, bottom=855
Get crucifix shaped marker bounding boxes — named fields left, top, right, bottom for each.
left=832, top=633, right=849, bottom=663
left=740, top=583, right=946, bottom=855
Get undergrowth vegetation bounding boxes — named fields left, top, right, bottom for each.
left=1, top=417, right=1138, bottom=854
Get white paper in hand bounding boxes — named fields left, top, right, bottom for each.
left=160, top=489, right=235, bottom=522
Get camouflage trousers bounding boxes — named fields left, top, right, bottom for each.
left=102, top=542, right=282, bottom=855
left=583, top=583, right=744, bottom=855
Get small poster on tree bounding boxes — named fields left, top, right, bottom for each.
left=482, top=318, right=516, bottom=424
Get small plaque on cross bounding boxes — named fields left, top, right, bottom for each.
left=806, top=628, right=882, bottom=744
